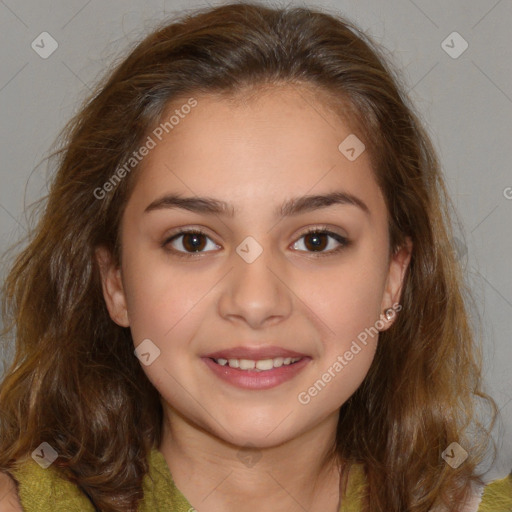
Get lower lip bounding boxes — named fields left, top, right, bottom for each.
left=202, top=357, right=310, bottom=390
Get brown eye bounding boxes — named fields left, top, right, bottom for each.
left=163, top=229, right=219, bottom=256
left=292, top=228, right=349, bottom=256
left=180, top=232, right=208, bottom=252
left=303, top=232, right=329, bottom=251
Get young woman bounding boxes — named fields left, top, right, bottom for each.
left=0, top=2, right=509, bottom=511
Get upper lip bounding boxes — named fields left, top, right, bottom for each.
left=204, top=346, right=309, bottom=360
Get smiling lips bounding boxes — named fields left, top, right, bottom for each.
left=202, top=345, right=311, bottom=390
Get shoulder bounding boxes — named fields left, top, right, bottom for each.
left=339, top=464, right=512, bottom=512
left=5, top=458, right=95, bottom=512
left=1, top=448, right=175, bottom=512
left=0, top=471, right=23, bottom=511
left=477, top=474, right=512, bottom=512
left=141, top=448, right=194, bottom=511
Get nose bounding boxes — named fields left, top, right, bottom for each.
left=218, top=238, right=293, bottom=329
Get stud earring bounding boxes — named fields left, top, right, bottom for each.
left=384, top=308, right=395, bottom=321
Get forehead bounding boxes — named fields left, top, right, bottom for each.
left=126, top=85, right=387, bottom=220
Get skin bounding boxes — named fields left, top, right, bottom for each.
left=97, top=84, right=412, bottom=512
left=0, top=472, right=23, bottom=512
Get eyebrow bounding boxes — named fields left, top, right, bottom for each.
left=144, top=191, right=370, bottom=218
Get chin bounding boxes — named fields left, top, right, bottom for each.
left=209, top=415, right=304, bottom=450
left=223, top=430, right=292, bottom=450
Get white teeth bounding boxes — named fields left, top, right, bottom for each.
left=239, top=359, right=255, bottom=370
left=255, top=359, right=274, bottom=370
left=213, top=356, right=302, bottom=371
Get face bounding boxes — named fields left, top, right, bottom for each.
left=97, top=85, right=411, bottom=448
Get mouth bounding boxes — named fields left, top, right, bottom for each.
left=202, top=349, right=311, bottom=390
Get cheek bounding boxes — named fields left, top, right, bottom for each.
left=120, top=247, right=188, bottom=343
left=293, top=255, right=386, bottom=398
left=297, top=260, right=387, bottom=339
left=296, top=277, right=381, bottom=411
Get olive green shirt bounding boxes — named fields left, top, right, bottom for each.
left=7, top=449, right=512, bottom=511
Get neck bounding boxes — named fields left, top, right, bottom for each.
left=158, top=407, right=344, bottom=512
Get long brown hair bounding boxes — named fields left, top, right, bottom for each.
left=0, top=2, right=498, bottom=510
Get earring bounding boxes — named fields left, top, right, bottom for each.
left=384, top=308, right=395, bottom=321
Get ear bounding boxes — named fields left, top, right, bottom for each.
left=95, top=246, right=130, bottom=327
left=379, top=237, right=412, bottom=330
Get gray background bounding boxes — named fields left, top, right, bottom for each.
left=1, top=0, right=511, bottom=481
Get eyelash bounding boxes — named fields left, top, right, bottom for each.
left=161, top=225, right=350, bottom=259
